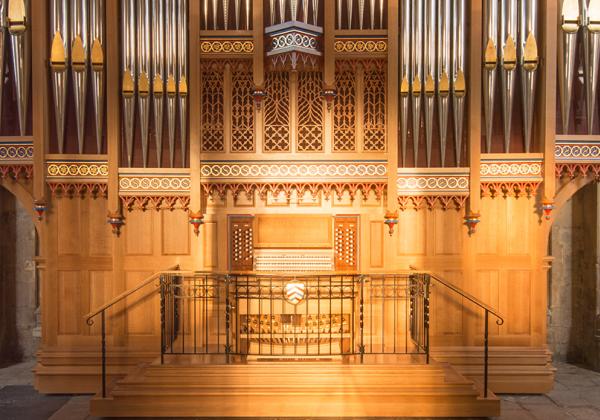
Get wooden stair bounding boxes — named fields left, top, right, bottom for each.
left=90, top=360, right=500, bottom=417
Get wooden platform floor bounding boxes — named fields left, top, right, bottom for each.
left=91, top=357, right=500, bottom=418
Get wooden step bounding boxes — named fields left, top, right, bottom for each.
left=90, top=360, right=500, bottom=418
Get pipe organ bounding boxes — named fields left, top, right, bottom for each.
left=2, top=4, right=599, bottom=413
left=0, top=0, right=31, bottom=136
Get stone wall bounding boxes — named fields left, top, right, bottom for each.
left=0, top=187, right=38, bottom=366
left=549, top=182, right=600, bottom=370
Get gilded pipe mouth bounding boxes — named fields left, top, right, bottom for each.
left=138, top=72, right=150, bottom=98
left=91, top=39, right=104, bottom=71
left=589, top=20, right=600, bottom=33
left=484, top=38, right=497, bottom=70
left=453, top=70, right=466, bottom=98
left=153, top=75, right=164, bottom=97
left=438, top=72, right=449, bottom=97
left=178, top=77, right=188, bottom=97
left=122, top=71, right=135, bottom=98
left=561, top=18, right=579, bottom=33
left=400, top=76, right=409, bottom=96
left=71, top=36, right=86, bottom=72
left=424, top=74, right=435, bottom=97
left=523, top=32, right=538, bottom=72
left=7, top=0, right=26, bottom=35
left=166, top=75, right=177, bottom=97
left=412, top=76, right=421, bottom=97
left=50, top=32, right=67, bottom=71
left=502, top=36, right=517, bottom=71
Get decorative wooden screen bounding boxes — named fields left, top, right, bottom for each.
left=297, top=71, right=323, bottom=152
left=231, top=62, right=255, bottom=152
left=230, top=216, right=254, bottom=271
left=334, top=216, right=358, bottom=271
left=363, top=62, right=386, bottom=151
left=333, top=62, right=357, bottom=151
left=201, top=63, right=225, bottom=152
left=264, top=71, right=290, bottom=152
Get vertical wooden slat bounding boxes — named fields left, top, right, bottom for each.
left=189, top=0, right=201, bottom=269
left=323, top=0, right=335, bottom=153
left=253, top=0, right=264, bottom=152
left=468, top=1, right=482, bottom=219
left=387, top=1, right=399, bottom=207
left=31, top=0, right=48, bottom=204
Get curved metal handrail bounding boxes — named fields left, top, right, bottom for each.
left=85, top=265, right=186, bottom=324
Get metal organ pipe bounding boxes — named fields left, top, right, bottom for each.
left=166, top=0, right=177, bottom=167
left=519, top=0, right=538, bottom=152
left=137, top=0, right=151, bottom=167
left=411, top=0, right=423, bottom=166
left=483, top=0, right=498, bottom=153
left=0, top=1, right=7, bottom=128
left=452, top=0, right=466, bottom=166
left=50, top=0, right=69, bottom=152
left=122, top=0, right=136, bottom=167
left=437, top=0, right=450, bottom=167
left=423, top=0, right=436, bottom=167
left=223, top=0, right=229, bottom=30
left=177, top=0, right=188, bottom=166
left=71, top=0, right=88, bottom=153
left=581, top=0, right=600, bottom=133
left=90, top=0, right=105, bottom=154
left=399, top=0, right=410, bottom=166
left=558, top=0, right=580, bottom=133
left=152, top=0, right=165, bottom=165
left=8, top=0, right=29, bottom=137
left=500, top=0, right=518, bottom=153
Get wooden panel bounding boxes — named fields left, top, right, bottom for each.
left=89, top=271, right=111, bottom=335
left=125, top=271, right=156, bottom=336
left=58, top=271, right=81, bottom=335
left=125, top=211, right=153, bottom=256
left=506, top=200, right=530, bottom=256
left=476, top=198, right=500, bottom=255
left=474, top=270, right=500, bottom=335
left=432, top=270, right=464, bottom=336
left=335, top=216, right=359, bottom=271
left=397, top=210, right=426, bottom=256
left=161, top=210, right=190, bottom=255
left=229, top=216, right=254, bottom=271
left=502, top=270, right=531, bottom=336
left=203, top=221, right=218, bottom=269
left=368, top=220, right=382, bottom=268
left=254, top=215, right=332, bottom=248
left=88, top=199, right=111, bottom=256
left=57, top=199, right=81, bottom=256
left=433, top=210, right=463, bottom=256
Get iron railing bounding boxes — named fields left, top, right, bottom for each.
left=86, top=268, right=503, bottom=399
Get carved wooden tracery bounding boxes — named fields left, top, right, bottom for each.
left=297, top=71, right=324, bottom=152
left=264, top=71, right=291, bottom=152
left=201, top=62, right=225, bottom=152
left=333, top=61, right=357, bottom=152
left=231, top=61, right=255, bottom=152
left=362, top=60, right=386, bottom=151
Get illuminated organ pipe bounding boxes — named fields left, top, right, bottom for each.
left=152, top=0, right=165, bottom=165
left=411, top=0, right=423, bottom=166
left=121, top=0, right=135, bottom=167
left=223, top=0, right=228, bottom=30
left=519, top=0, right=538, bottom=152
left=452, top=0, right=466, bottom=166
left=8, top=0, right=29, bottom=136
left=166, top=0, right=176, bottom=167
left=423, top=0, right=436, bottom=167
left=581, top=0, right=600, bottom=133
left=437, top=0, right=450, bottom=167
left=313, top=0, right=318, bottom=25
left=50, top=0, right=69, bottom=152
left=137, top=0, right=150, bottom=167
left=500, top=0, right=518, bottom=153
left=558, top=0, right=579, bottom=133
left=235, top=0, right=240, bottom=29
left=399, top=0, right=410, bottom=166
left=0, top=1, right=7, bottom=127
left=177, top=0, right=187, bottom=166
left=90, top=0, right=105, bottom=154
left=369, top=0, right=375, bottom=29
left=70, top=0, right=88, bottom=154
left=303, top=0, right=308, bottom=23
left=483, top=0, right=498, bottom=153
left=346, top=0, right=352, bottom=29
left=358, top=0, right=364, bottom=29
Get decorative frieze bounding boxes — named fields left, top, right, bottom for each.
left=46, top=159, right=108, bottom=197
left=334, top=38, right=388, bottom=55
left=0, top=142, right=34, bottom=163
left=118, top=172, right=191, bottom=195
left=480, top=155, right=543, bottom=198
left=555, top=140, right=600, bottom=179
left=199, top=39, right=254, bottom=55
left=201, top=161, right=387, bottom=181
left=396, top=168, right=469, bottom=210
